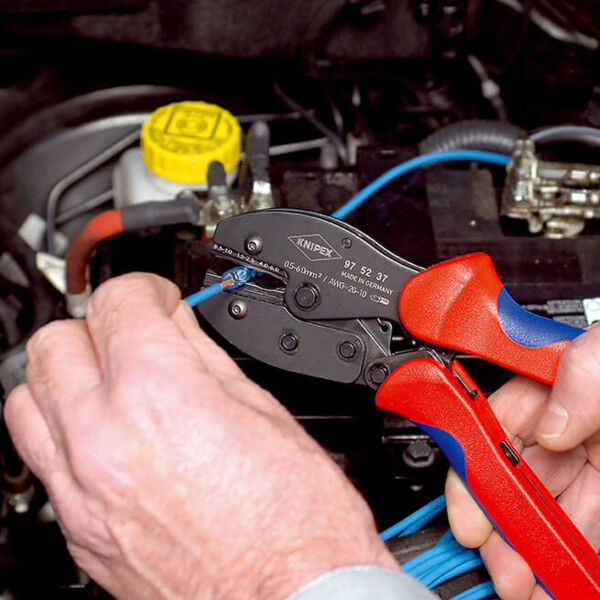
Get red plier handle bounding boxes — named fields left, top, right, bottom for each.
left=377, top=253, right=600, bottom=599
left=399, top=253, right=581, bottom=385
left=377, top=359, right=600, bottom=598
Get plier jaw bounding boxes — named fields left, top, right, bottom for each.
left=201, top=269, right=436, bottom=388
left=199, top=206, right=430, bottom=388
left=206, top=208, right=421, bottom=324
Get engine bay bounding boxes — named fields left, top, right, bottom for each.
left=0, top=1, right=599, bottom=597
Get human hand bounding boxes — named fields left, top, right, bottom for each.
left=4, top=273, right=397, bottom=600
left=446, top=325, right=600, bottom=600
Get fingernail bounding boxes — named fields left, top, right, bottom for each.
left=537, top=400, right=569, bottom=438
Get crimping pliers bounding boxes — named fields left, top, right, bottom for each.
left=197, top=208, right=600, bottom=599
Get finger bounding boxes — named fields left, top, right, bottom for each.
left=530, top=586, right=552, bottom=600
left=556, top=462, right=600, bottom=551
left=25, top=319, right=102, bottom=440
left=4, top=378, right=91, bottom=547
left=172, top=300, right=297, bottom=419
left=171, top=300, right=243, bottom=380
left=445, top=468, right=492, bottom=548
left=481, top=464, right=600, bottom=600
left=520, top=443, right=586, bottom=497
left=536, top=325, right=600, bottom=451
left=480, top=531, right=536, bottom=600
left=3, top=384, right=63, bottom=485
left=446, top=377, right=549, bottom=549
left=85, top=273, right=198, bottom=383
left=487, top=375, right=550, bottom=448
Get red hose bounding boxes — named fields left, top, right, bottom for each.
left=66, top=209, right=123, bottom=295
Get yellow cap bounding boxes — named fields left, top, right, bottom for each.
left=141, top=101, right=241, bottom=183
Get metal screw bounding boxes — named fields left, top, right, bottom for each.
left=341, top=238, right=352, bottom=249
left=338, top=341, right=357, bottom=360
left=294, top=284, right=319, bottom=309
left=403, top=440, right=435, bottom=469
left=228, top=300, right=248, bottom=319
left=280, top=333, right=298, bottom=352
left=368, top=364, right=389, bottom=386
left=244, top=235, right=263, bottom=255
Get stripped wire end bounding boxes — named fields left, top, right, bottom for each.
left=185, top=266, right=259, bottom=308
left=221, top=266, right=259, bottom=289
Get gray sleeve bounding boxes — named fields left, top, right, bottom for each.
left=284, top=566, right=439, bottom=600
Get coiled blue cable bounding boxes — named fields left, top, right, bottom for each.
left=381, top=497, right=492, bottom=595
left=184, top=149, right=511, bottom=305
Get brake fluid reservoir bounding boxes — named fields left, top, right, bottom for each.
left=113, top=101, right=241, bottom=207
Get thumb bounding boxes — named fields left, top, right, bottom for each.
left=535, top=324, right=600, bottom=451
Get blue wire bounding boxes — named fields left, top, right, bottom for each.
left=405, top=550, right=458, bottom=580
left=185, top=282, right=227, bottom=307
left=379, top=494, right=446, bottom=541
left=331, top=150, right=511, bottom=219
left=437, top=555, right=484, bottom=584
left=426, top=554, right=484, bottom=587
left=185, top=149, right=511, bottom=304
left=402, top=505, right=448, bottom=535
left=448, top=581, right=496, bottom=600
left=405, top=539, right=476, bottom=581
left=184, top=265, right=257, bottom=307
left=402, top=538, right=461, bottom=577
left=436, top=528, right=454, bottom=546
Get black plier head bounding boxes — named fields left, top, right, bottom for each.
left=197, top=209, right=433, bottom=388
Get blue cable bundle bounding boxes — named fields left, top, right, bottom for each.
left=380, top=495, right=498, bottom=599
left=379, top=495, right=447, bottom=540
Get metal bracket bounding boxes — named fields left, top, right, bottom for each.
left=502, top=140, right=600, bottom=237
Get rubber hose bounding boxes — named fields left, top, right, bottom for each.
left=66, top=210, right=123, bottom=295
left=530, top=125, right=600, bottom=147
left=119, top=196, right=201, bottom=231
left=247, top=121, right=271, bottom=182
left=419, top=120, right=525, bottom=155
left=66, top=197, right=202, bottom=296
left=0, top=216, right=57, bottom=360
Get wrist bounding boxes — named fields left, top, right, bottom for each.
left=284, top=566, right=438, bottom=600
left=244, top=532, right=399, bottom=600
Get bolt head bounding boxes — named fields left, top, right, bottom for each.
left=338, top=341, right=357, bottom=360
left=244, top=235, right=263, bottom=256
left=407, top=440, right=432, bottom=461
left=228, top=300, right=248, bottom=319
left=294, top=284, right=319, bottom=309
left=403, top=439, right=435, bottom=469
left=280, top=333, right=298, bottom=352
left=368, top=364, right=389, bottom=386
